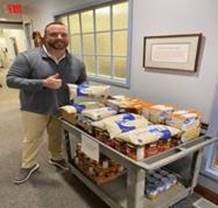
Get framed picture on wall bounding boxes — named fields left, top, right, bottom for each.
left=143, top=33, right=202, bottom=72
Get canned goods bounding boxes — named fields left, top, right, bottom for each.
left=160, top=177, right=171, bottom=190
left=167, top=174, right=177, bottom=185
left=117, top=165, right=124, bottom=172
left=146, top=185, right=159, bottom=199
left=158, top=169, right=169, bottom=176
left=102, top=160, right=109, bottom=169
left=74, top=157, right=79, bottom=165
left=153, top=173, right=162, bottom=180
left=146, top=176, right=156, bottom=184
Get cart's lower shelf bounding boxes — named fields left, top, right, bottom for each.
left=144, top=183, right=190, bottom=208
left=69, top=162, right=190, bottom=208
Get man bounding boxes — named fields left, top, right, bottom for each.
left=7, top=22, right=87, bottom=184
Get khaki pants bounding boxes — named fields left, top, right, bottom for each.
left=21, top=111, right=63, bottom=168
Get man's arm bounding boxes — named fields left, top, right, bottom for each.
left=6, top=53, right=44, bottom=91
left=7, top=53, right=62, bottom=91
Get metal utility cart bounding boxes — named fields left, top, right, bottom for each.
left=61, top=119, right=218, bottom=208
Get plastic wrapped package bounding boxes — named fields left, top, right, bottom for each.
left=67, top=83, right=110, bottom=100
left=81, top=107, right=117, bottom=121
left=144, top=104, right=174, bottom=124
left=166, top=110, right=201, bottom=142
left=107, top=96, right=153, bottom=114
left=92, top=113, right=150, bottom=139
left=76, top=107, right=116, bottom=135
left=145, top=169, right=178, bottom=199
left=59, top=101, right=105, bottom=124
left=112, top=125, right=181, bottom=160
left=59, top=105, right=78, bottom=124
left=76, top=115, right=94, bottom=134
left=115, top=125, right=181, bottom=146
left=73, top=101, right=105, bottom=113
left=77, top=107, right=117, bottom=134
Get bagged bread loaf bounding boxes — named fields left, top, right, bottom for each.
left=82, top=107, right=117, bottom=121
left=59, top=105, right=77, bottom=114
left=73, top=101, right=105, bottom=113
left=60, top=101, right=104, bottom=114
left=145, top=104, right=174, bottom=124
left=59, top=101, right=105, bottom=124
left=67, top=83, right=110, bottom=99
left=59, top=105, right=77, bottom=124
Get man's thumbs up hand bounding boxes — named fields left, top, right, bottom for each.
left=42, top=73, right=62, bottom=89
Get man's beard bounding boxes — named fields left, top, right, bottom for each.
left=47, top=40, right=68, bottom=50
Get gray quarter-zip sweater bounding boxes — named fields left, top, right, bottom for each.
left=6, top=47, right=87, bottom=115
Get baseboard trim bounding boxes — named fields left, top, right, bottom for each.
left=194, top=184, right=218, bottom=205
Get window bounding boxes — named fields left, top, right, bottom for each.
left=56, top=0, right=131, bottom=88
left=202, top=144, right=218, bottom=181
left=213, top=146, right=218, bottom=168
left=201, top=82, right=218, bottom=181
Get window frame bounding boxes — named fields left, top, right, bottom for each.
left=201, top=143, right=218, bottom=181
left=54, top=0, right=132, bottom=88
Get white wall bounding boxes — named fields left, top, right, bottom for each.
left=25, top=0, right=218, bottom=122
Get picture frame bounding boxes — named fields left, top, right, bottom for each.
left=143, top=33, right=202, bottom=72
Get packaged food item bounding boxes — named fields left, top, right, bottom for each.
left=106, top=96, right=153, bottom=114
left=146, top=176, right=156, bottom=184
left=166, top=109, right=201, bottom=141
left=167, top=174, right=177, bottom=185
left=76, top=114, right=95, bottom=134
left=158, top=169, right=169, bottom=177
left=146, top=104, right=174, bottom=124
left=160, top=177, right=172, bottom=190
left=102, top=160, right=109, bottom=169
left=156, top=181, right=166, bottom=193
left=82, top=107, right=117, bottom=121
left=68, top=83, right=110, bottom=99
left=145, top=169, right=178, bottom=199
left=116, top=125, right=181, bottom=146
left=59, top=101, right=105, bottom=124
left=88, top=167, right=95, bottom=176
left=126, top=143, right=138, bottom=160
left=59, top=105, right=77, bottom=124
left=92, top=113, right=150, bottom=139
left=114, top=139, right=127, bottom=154
left=73, top=101, right=105, bottom=113
left=74, top=157, right=79, bottom=165
left=153, top=173, right=162, bottom=180
left=145, top=142, right=159, bottom=157
left=145, top=184, right=159, bottom=199
left=92, top=127, right=111, bottom=142
left=117, top=165, right=124, bottom=172
left=124, top=143, right=145, bottom=160
left=74, top=149, right=125, bottom=184
left=158, top=138, right=172, bottom=152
